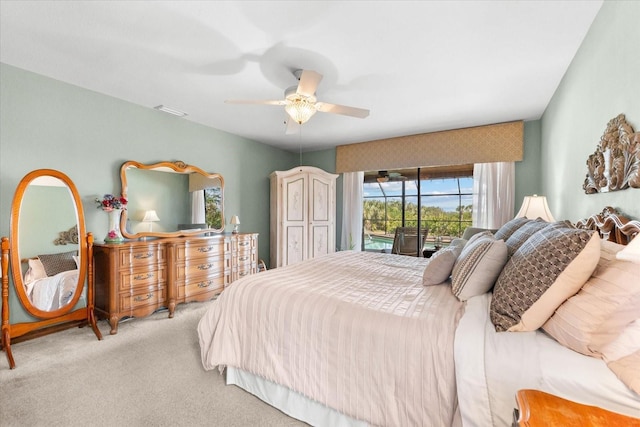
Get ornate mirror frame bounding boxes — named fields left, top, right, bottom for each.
left=120, top=160, right=225, bottom=240
left=1, top=169, right=102, bottom=369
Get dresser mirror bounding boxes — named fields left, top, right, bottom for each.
left=1, top=169, right=102, bottom=369
left=120, top=160, right=225, bottom=239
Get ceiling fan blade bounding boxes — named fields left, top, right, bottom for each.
left=316, top=102, right=370, bottom=118
left=284, top=116, right=300, bottom=135
left=225, top=99, right=287, bottom=106
left=296, top=70, right=323, bottom=98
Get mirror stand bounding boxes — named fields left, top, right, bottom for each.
left=1, top=234, right=102, bottom=369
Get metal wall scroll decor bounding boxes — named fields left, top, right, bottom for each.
left=53, top=225, right=79, bottom=245
left=583, top=114, right=640, bottom=194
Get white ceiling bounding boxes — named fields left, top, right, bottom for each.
left=0, top=1, right=603, bottom=152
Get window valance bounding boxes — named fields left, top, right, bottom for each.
left=336, top=121, right=523, bottom=173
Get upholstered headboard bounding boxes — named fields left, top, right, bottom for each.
left=575, top=206, right=640, bottom=244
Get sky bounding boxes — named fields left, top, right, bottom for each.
left=363, top=177, right=473, bottom=212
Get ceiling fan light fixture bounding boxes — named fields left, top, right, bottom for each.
left=285, top=99, right=317, bottom=124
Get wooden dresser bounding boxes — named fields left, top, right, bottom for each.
left=94, top=232, right=257, bottom=334
left=514, top=389, right=640, bottom=427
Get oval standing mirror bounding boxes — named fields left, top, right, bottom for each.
left=2, top=169, right=102, bottom=369
left=120, top=161, right=225, bottom=240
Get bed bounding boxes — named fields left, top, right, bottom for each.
left=22, top=250, right=82, bottom=311
left=198, top=209, right=640, bottom=426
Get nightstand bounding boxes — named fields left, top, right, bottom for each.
left=513, top=389, right=640, bottom=427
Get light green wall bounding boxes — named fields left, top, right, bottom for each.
left=0, top=62, right=298, bottom=321
left=515, top=120, right=543, bottom=216
left=541, top=0, right=640, bottom=222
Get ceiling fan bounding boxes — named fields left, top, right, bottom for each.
left=225, top=69, right=370, bottom=131
left=377, top=171, right=407, bottom=183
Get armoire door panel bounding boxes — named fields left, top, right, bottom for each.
left=284, top=177, right=306, bottom=222
left=286, top=225, right=306, bottom=265
left=311, top=225, right=330, bottom=258
left=311, top=178, right=330, bottom=222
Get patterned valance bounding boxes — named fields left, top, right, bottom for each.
left=336, top=121, right=523, bottom=173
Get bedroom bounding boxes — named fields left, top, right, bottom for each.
left=1, top=0, right=639, bottom=425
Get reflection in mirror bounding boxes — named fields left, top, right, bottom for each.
left=2, top=168, right=102, bottom=369
left=120, top=161, right=224, bottom=239
left=18, top=177, right=81, bottom=312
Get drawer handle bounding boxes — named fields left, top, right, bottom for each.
left=198, top=246, right=215, bottom=253
left=134, top=293, right=153, bottom=302
left=239, top=242, right=249, bottom=247
left=239, top=271, right=248, bottom=277
left=239, top=256, right=248, bottom=261
left=133, top=273, right=154, bottom=280
left=134, top=252, right=153, bottom=259
left=197, top=263, right=214, bottom=270
left=197, top=280, right=214, bottom=288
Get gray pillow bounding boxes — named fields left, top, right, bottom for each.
left=422, top=245, right=463, bottom=286
left=38, top=250, right=77, bottom=277
left=494, top=217, right=530, bottom=241
left=451, top=235, right=508, bottom=301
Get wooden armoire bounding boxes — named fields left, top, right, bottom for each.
left=269, top=166, right=338, bottom=268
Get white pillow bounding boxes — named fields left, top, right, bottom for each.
left=24, top=258, right=47, bottom=284
left=616, top=236, right=640, bottom=263
left=422, top=245, right=462, bottom=286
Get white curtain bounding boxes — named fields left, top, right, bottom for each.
left=472, top=162, right=515, bottom=229
left=191, top=190, right=206, bottom=224
left=340, top=171, right=364, bottom=251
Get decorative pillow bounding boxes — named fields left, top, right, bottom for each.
left=503, top=219, right=548, bottom=257
left=23, top=258, right=47, bottom=284
left=504, top=219, right=572, bottom=257
left=491, top=228, right=599, bottom=332
left=422, top=245, right=463, bottom=286
left=451, top=234, right=508, bottom=301
left=494, top=217, right=530, bottom=241
left=542, top=255, right=640, bottom=357
left=38, top=250, right=78, bottom=277
left=465, top=230, right=493, bottom=246
left=616, top=235, right=640, bottom=263
left=449, top=238, right=467, bottom=249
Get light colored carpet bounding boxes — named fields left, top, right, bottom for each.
left=0, top=301, right=306, bottom=427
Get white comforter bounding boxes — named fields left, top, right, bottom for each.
left=198, top=251, right=465, bottom=427
left=455, top=292, right=640, bottom=426
left=26, top=269, right=78, bottom=311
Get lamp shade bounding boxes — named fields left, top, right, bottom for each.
left=230, top=215, right=240, bottom=225
left=142, top=210, right=160, bottom=222
left=515, top=195, right=555, bottom=222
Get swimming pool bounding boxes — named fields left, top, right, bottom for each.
left=364, top=235, right=393, bottom=251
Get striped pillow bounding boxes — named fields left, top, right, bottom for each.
left=451, top=234, right=508, bottom=301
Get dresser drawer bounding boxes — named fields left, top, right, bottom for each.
left=176, top=255, right=230, bottom=280
left=183, top=275, right=226, bottom=298
left=118, top=245, right=165, bottom=268
left=235, top=251, right=256, bottom=266
left=119, top=266, right=166, bottom=292
left=177, top=240, right=226, bottom=261
left=119, top=286, right=167, bottom=311
left=235, top=236, right=256, bottom=251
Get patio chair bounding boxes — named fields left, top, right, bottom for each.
left=391, top=227, right=429, bottom=257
